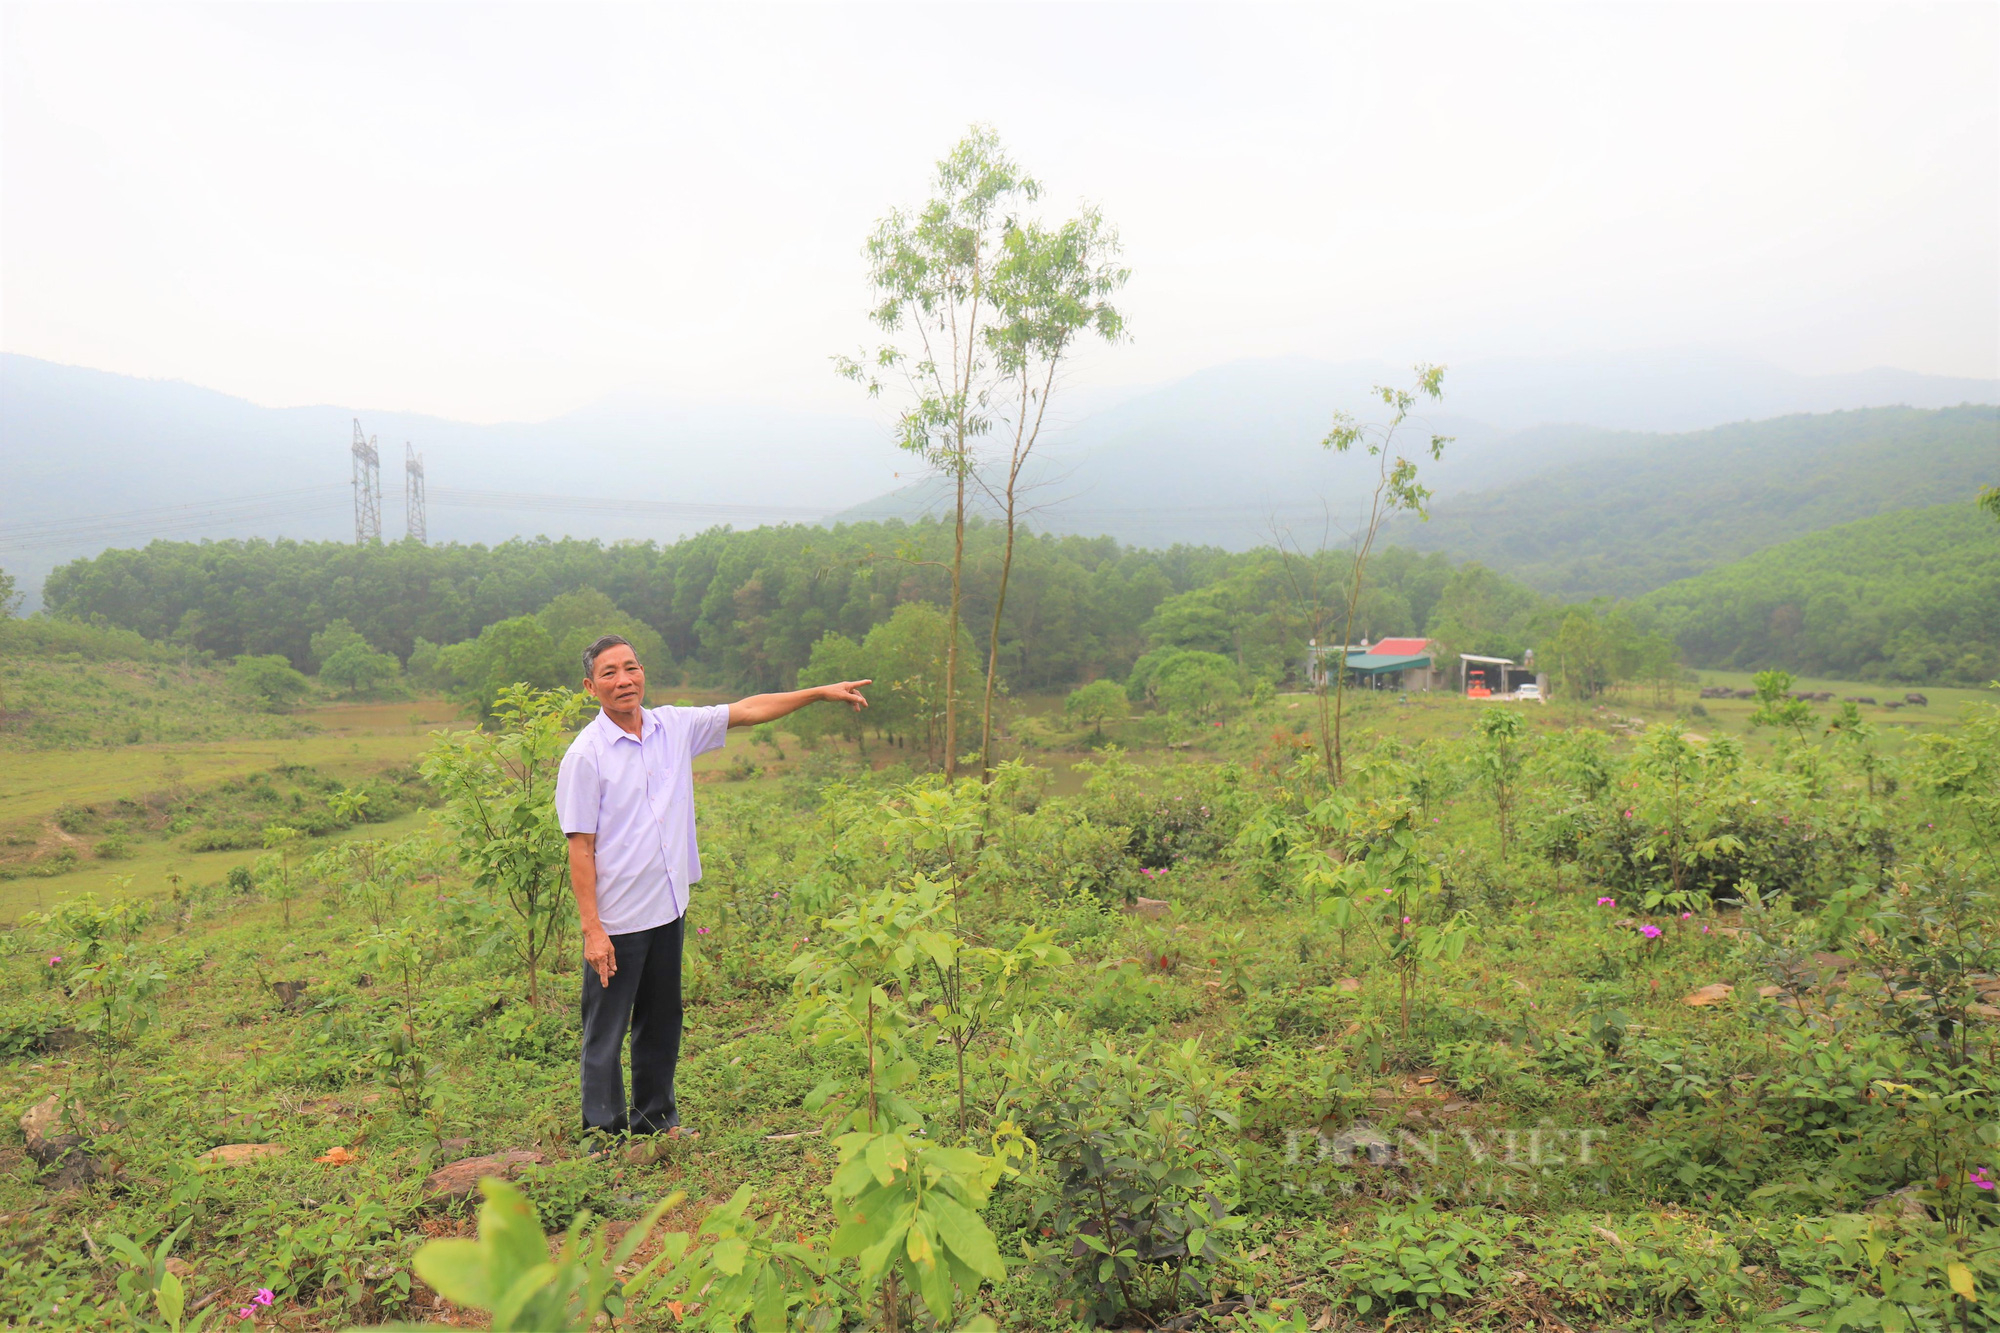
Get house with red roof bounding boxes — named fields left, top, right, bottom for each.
left=1303, top=637, right=1443, bottom=692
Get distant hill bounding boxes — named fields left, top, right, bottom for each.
left=7, top=349, right=1996, bottom=610
left=1385, top=406, right=1999, bottom=600
left=1643, top=501, right=2000, bottom=684
left=836, top=355, right=2000, bottom=551
left=0, top=353, right=904, bottom=610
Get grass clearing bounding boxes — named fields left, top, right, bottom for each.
left=0, top=657, right=1994, bottom=1329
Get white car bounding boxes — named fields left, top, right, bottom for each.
left=1514, top=683, right=1542, bottom=701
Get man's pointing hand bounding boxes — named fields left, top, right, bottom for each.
left=820, top=680, right=872, bottom=711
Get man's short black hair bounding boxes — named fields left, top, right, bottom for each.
left=583, top=634, right=634, bottom=679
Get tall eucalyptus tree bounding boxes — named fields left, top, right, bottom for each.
left=840, top=127, right=1127, bottom=777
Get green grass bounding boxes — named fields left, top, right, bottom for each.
left=0, top=699, right=475, bottom=922
left=1, top=654, right=1994, bottom=1329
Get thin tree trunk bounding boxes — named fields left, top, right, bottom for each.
left=1331, top=553, right=1369, bottom=785
left=945, top=463, right=964, bottom=779
left=981, top=360, right=1058, bottom=776
left=980, top=505, right=1014, bottom=779
left=955, top=1041, right=967, bottom=1140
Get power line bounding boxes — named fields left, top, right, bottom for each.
left=427, top=487, right=829, bottom=521
left=0, top=487, right=350, bottom=552
left=0, top=476, right=1364, bottom=558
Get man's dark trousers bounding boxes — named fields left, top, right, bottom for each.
left=580, top=917, right=685, bottom=1135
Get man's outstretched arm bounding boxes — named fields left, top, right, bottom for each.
left=727, top=680, right=870, bottom=728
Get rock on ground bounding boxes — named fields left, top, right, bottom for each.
left=421, top=1150, right=545, bottom=1202
left=198, top=1143, right=288, bottom=1166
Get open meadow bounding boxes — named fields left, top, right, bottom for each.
left=1, top=634, right=1995, bottom=1332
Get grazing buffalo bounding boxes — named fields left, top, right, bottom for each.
left=1884, top=701, right=1904, bottom=710
left=1905, top=693, right=1928, bottom=707
left=1856, top=696, right=1877, bottom=706
left=1733, top=689, right=1757, bottom=699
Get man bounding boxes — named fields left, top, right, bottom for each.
left=555, top=633, right=869, bottom=1143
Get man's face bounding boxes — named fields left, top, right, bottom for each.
left=585, top=644, right=645, bottom=711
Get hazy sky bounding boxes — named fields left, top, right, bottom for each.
left=3, top=2, right=1995, bottom=423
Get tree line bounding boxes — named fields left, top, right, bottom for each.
left=34, top=517, right=1709, bottom=706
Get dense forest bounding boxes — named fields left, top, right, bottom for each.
left=29, top=487, right=2000, bottom=701
left=1391, top=405, right=1999, bottom=599
left=37, top=523, right=1509, bottom=694
left=1645, top=501, right=2000, bottom=684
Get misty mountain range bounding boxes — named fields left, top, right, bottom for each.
left=3, top=349, right=1995, bottom=612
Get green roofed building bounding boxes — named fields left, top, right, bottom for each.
left=1304, top=637, right=1443, bottom=691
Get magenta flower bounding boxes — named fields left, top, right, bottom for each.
left=1680, top=912, right=1692, bottom=919
left=696, top=926, right=709, bottom=935
left=1622, top=809, right=1633, bottom=819
left=1596, top=897, right=1616, bottom=907
left=1402, top=916, right=1411, bottom=924
left=48, top=956, right=60, bottom=967
left=1703, top=925, right=1711, bottom=934
left=254, top=1289, right=274, bottom=1306
left=236, top=1309, right=254, bottom=1321
left=1639, top=924, right=1662, bottom=939
left=1968, top=1168, right=1994, bottom=1190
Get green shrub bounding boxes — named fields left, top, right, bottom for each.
left=1325, top=1200, right=1516, bottom=1318
left=1073, top=972, right=1200, bottom=1033
left=1001, top=1023, right=1244, bottom=1326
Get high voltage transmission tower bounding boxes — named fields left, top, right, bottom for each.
left=350, top=420, right=382, bottom=544
left=404, top=443, right=427, bottom=543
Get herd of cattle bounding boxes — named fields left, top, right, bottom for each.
left=1696, top=686, right=1930, bottom=709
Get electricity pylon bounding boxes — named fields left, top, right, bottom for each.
left=351, top=420, right=382, bottom=544
left=404, top=443, right=426, bottom=543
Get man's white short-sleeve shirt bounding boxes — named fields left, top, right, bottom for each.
left=555, top=704, right=729, bottom=935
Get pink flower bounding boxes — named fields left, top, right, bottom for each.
left=1622, top=809, right=1633, bottom=819
left=254, top=1289, right=274, bottom=1306
left=48, top=956, right=60, bottom=967
left=1680, top=912, right=1692, bottom=919
left=236, top=1309, right=255, bottom=1321
left=1639, top=924, right=1662, bottom=939
left=1597, top=897, right=1616, bottom=907
left=1402, top=916, right=1411, bottom=924
left=1970, top=1168, right=1994, bottom=1190
left=696, top=927, right=709, bottom=935
left=1703, top=925, right=1711, bottom=934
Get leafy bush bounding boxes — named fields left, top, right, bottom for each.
left=1325, top=1201, right=1515, bottom=1318
left=1000, top=1022, right=1243, bottom=1325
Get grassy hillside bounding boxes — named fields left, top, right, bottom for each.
left=1645, top=500, right=2000, bottom=684
left=1389, top=405, right=1999, bottom=599
left=3, top=676, right=1997, bottom=1327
